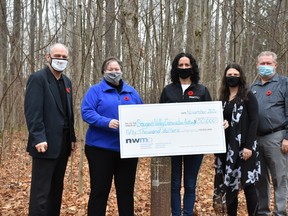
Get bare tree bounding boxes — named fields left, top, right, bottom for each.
left=2, top=0, right=22, bottom=158
left=120, top=0, right=141, bottom=90
left=1, top=0, right=288, bottom=213
left=105, top=0, right=116, bottom=57
left=29, top=0, right=36, bottom=72
left=0, top=0, right=8, bottom=163
left=93, top=0, right=105, bottom=84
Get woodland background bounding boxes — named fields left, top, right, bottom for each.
left=0, top=0, right=288, bottom=215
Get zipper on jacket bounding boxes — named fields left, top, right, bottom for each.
left=118, top=92, right=121, bottom=105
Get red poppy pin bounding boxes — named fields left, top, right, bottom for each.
left=66, top=87, right=71, bottom=94
left=266, top=90, right=272, bottom=96
left=188, top=91, right=194, bottom=96
left=124, top=96, right=130, bottom=101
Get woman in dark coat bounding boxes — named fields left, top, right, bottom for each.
left=213, top=63, right=260, bottom=216
left=160, top=52, right=212, bottom=215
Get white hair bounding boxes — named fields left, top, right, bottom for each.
left=257, top=51, right=277, bottom=63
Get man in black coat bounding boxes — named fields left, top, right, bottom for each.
left=24, top=43, right=77, bottom=216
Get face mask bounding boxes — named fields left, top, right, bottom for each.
left=225, top=76, right=240, bottom=87
left=50, top=58, right=68, bottom=72
left=178, top=68, right=193, bottom=79
left=258, top=65, right=274, bottom=77
left=103, top=72, right=122, bottom=85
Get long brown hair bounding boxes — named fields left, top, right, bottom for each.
left=219, top=63, right=249, bottom=102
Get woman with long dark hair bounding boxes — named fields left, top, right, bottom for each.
left=160, top=52, right=211, bottom=215
left=213, top=63, right=260, bottom=216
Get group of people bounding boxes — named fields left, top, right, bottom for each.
left=24, top=42, right=287, bottom=216
left=212, top=51, right=288, bottom=216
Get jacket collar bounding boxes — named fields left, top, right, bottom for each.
left=175, top=81, right=196, bottom=88
left=255, top=72, right=279, bottom=85
left=100, top=79, right=132, bottom=93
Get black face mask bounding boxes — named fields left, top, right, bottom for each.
left=225, top=76, right=240, bottom=87
left=178, top=68, right=193, bottom=79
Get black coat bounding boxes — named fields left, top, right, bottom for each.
left=159, top=81, right=212, bottom=103
left=24, top=66, right=76, bottom=159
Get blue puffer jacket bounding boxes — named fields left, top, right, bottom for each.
left=81, top=79, right=143, bottom=151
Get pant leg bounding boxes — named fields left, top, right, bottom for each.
left=183, top=154, right=203, bottom=216
left=171, top=156, right=183, bottom=216
left=227, top=185, right=258, bottom=216
left=114, top=155, right=138, bottom=216
left=258, top=130, right=287, bottom=216
left=244, top=184, right=258, bottom=216
left=29, top=130, right=71, bottom=216
left=29, top=158, right=56, bottom=216
left=256, top=135, right=271, bottom=216
left=47, top=131, right=70, bottom=216
left=268, top=131, right=287, bottom=216
left=227, top=196, right=238, bottom=216
left=85, top=146, right=115, bottom=216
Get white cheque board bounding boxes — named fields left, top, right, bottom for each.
left=119, top=101, right=226, bottom=158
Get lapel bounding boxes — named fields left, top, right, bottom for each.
left=63, top=75, right=72, bottom=116
left=46, top=67, right=64, bottom=114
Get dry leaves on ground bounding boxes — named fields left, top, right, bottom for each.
left=0, top=131, right=277, bottom=215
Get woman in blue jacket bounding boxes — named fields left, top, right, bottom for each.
left=81, top=57, right=143, bottom=216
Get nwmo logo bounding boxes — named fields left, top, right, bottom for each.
left=125, top=138, right=152, bottom=143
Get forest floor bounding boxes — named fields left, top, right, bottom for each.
left=0, top=131, right=279, bottom=216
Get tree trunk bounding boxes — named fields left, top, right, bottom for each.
left=29, top=0, right=35, bottom=73
left=105, top=0, right=116, bottom=57
left=120, top=0, right=141, bottom=89
left=150, top=157, right=171, bottom=216
left=0, top=0, right=8, bottom=151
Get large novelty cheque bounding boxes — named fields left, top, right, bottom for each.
left=119, top=101, right=226, bottom=158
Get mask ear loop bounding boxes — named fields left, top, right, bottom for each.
left=48, top=54, right=53, bottom=65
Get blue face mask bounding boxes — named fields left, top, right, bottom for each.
left=258, top=65, right=274, bottom=77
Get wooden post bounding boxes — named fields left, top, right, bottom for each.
left=150, top=157, right=171, bottom=216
